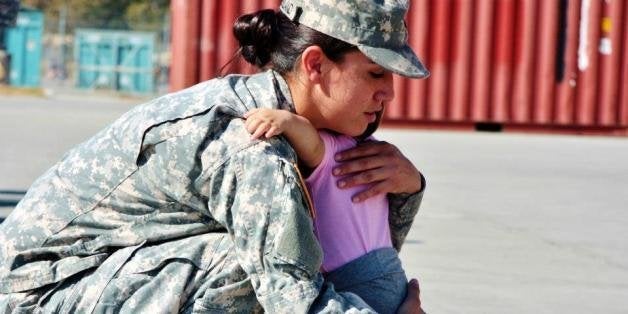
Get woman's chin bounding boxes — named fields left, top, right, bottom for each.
left=347, top=125, right=369, bottom=137
left=330, top=121, right=369, bottom=137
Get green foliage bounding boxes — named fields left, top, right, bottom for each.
left=0, top=0, right=20, bottom=27
left=125, top=0, right=170, bottom=31
left=20, top=0, right=169, bottom=32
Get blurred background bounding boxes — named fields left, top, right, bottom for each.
left=1, top=1, right=627, bottom=313
left=0, top=0, right=170, bottom=96
left=1, top=0, right=627, bottom=135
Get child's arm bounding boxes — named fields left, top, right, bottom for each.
left=244, top=108, right=324, bottom=168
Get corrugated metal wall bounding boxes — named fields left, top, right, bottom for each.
left=170, top=0, right=628, bottom=135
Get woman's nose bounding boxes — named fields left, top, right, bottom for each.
left=375, top=73, right=395, bottom=102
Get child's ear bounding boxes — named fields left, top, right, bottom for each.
left=300, top=46, right=325, bottom=83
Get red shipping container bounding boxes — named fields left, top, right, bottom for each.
left=170, top=0, right=628, bottom=135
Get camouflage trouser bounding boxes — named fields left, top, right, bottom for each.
left=0, top=234, right=263, bottom=314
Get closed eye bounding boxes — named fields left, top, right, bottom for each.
left=369, top=71, right=385, bottom=79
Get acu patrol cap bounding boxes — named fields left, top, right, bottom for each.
left=279, top=0, right=429, bottom=79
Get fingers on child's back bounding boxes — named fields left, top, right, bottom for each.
left=245, top=110, right=280, bottom=139
left=245, top=117, right=259, bottom=133
left=251, top=122, right=270, bottom=139
left=265, top=126, right=279, bottom=138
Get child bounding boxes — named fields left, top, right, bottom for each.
left=244, top=108, right=408, bottom=313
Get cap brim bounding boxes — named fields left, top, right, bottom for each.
left=358, top=44, right=430, bottom=79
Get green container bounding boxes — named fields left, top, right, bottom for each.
left=2, top=8, right=44, bottom=87
left=74, top=29, right=155, bottom=94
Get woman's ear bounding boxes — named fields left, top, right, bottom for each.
left=300, top=46, right=326, bottom=83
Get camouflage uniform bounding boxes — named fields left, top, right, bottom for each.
left=0, top=70, right=424, bottom=313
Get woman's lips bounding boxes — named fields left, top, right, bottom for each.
left=365, top=112, right=377, bottom=123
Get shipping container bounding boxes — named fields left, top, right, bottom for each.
left=2, top=8, right=43, bottom=87
left=170, top=0, right=628, bottom=135
left=74, top=29, right=156, bottom=94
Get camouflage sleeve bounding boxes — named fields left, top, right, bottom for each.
left=205, top=141, right=375, bottom=313
left=388, top=172, right=427, bottom=252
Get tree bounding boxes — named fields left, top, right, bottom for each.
left=0, top=0, right=20, bottom=27
left=20, top=0, right=169, bottom=32
left=125, top=0, right=170, bottom=31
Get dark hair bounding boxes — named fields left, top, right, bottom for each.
left=232, top=9, right=356, bottom=74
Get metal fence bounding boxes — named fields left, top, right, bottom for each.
left=74, top=29, right=156, bottom=94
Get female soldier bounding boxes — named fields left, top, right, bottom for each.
left=0, top=0, right=428, bottom=312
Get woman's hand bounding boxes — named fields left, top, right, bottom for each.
left=397, top=279, right=427, bottom=314
left=333, top=140, right=422, bottom=202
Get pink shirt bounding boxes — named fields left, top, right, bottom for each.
left=305, top=131, right=393, bottom=272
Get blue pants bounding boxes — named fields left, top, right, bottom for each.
left=324, top=247, right=408, bottom=314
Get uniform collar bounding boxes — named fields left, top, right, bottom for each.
left=270, top=70, right=296, bottom=113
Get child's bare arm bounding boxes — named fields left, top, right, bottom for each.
left=244, top=108, right=324, bottom=168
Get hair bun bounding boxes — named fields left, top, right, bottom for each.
left=233, top=9, right=278, bottom=68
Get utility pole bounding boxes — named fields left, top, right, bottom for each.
left=58, top=4, right=67, bottom=79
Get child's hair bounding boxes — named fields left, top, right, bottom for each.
left=233, top=9, right=357, bottom=74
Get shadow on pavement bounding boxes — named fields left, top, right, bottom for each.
left=1, top=190, right=25, bottom=224
left=1, top=190, right=26, bottom=223
left=0, top=190, right=26, bottom=207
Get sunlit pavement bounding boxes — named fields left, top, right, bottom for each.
left=1, top=94, right=627, bottom=313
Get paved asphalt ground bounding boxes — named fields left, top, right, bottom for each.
left=1, top=93, right=627, bottom=313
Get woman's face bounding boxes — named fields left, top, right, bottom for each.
left=311, top=51, right=395, bottom=137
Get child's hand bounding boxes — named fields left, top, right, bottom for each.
left=244, top=108, right=296, bottom=139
